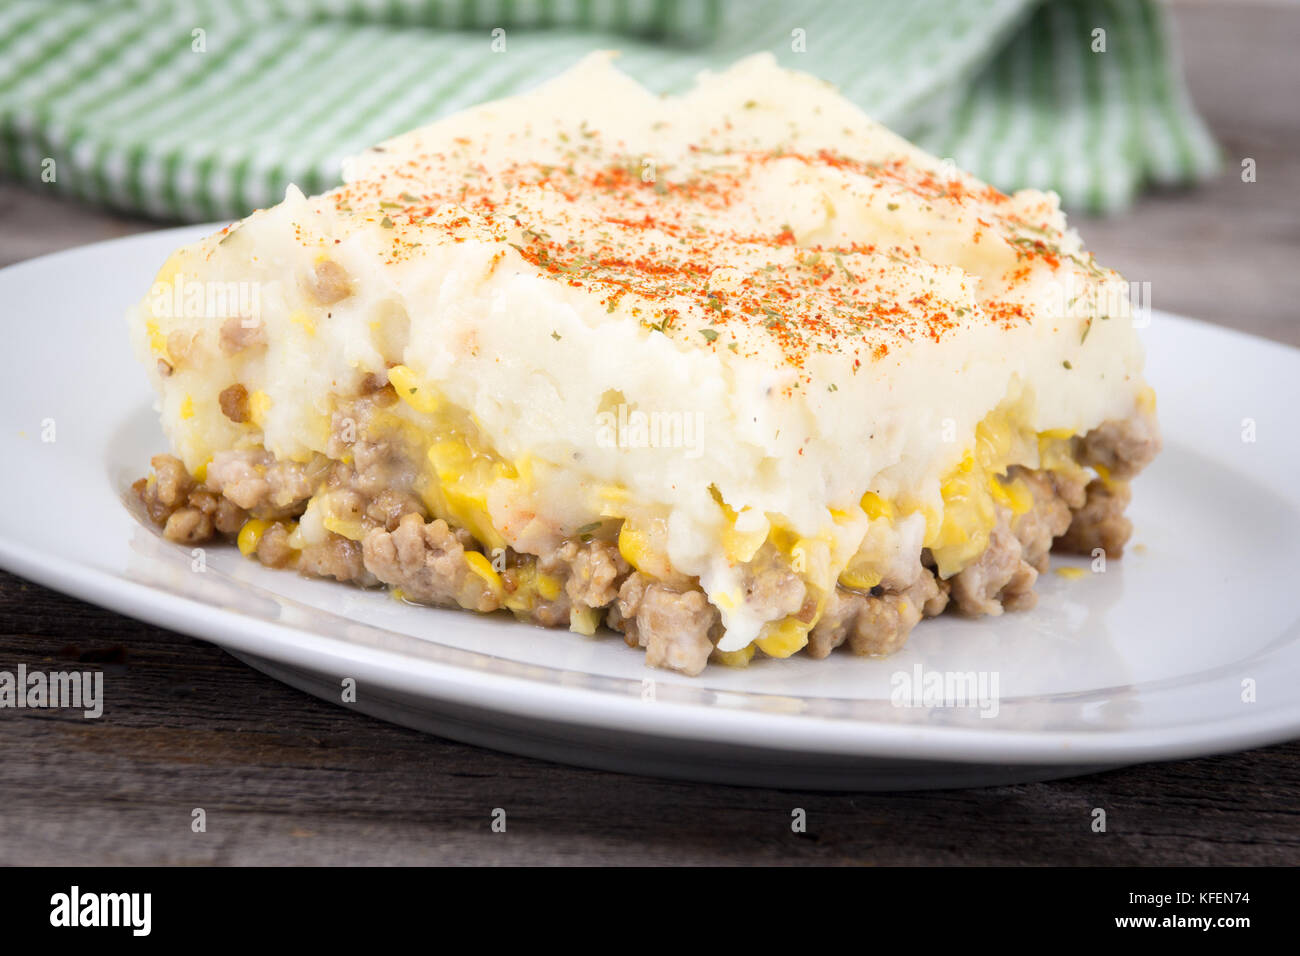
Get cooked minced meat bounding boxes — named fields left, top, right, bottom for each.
left=134, top=409, right=1156, bottom=674
left=741, top=554, right=808, bottom=622
left=810, top=570, right=948, bottom=658
left=541, top=538, right=629, bottom=611
left=1006, top=467, right=1076, bottom=573
left=1074, top=409, right=1161, bottom=481
left=161, top=506, right=213, bottom=545
left=134, top=454, right=249, bottom=545
left=301, top=533, right=374, bottom=585
left=325, top=401, right=420, bottom=501
left=509, top=587, right=572, bottom=628
left=1057, top=478, right=1133, bottom=557
left=949, top=517, right=1038, bottom=616
left=1056, top=410, right=1158, bottom=557
left=254, top=521, right=297, bottom=568
left=366, top=488, right=426, bottom=532
left=218, top=384, right=250, bottom=424
left=611, top=573, right=719, bottom=676
left=362, top=514, right=498, bottom=611
left=948, top=455, right=1103, bottom=616
left=218, top=315, right=266, bottom=355
left=306, top=259, right=353, bottom=305
left=186, top=488, right=246, bottom=536
left=204, top=449, right=325, bottom=517
left=137, top=453, right=190, bottom=520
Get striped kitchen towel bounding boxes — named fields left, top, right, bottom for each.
left=0, top=0, right=1218, bottom=222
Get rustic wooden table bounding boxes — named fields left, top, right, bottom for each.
left=1, top=1, right=1296, bottom=865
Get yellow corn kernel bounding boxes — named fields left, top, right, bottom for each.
left=464, top=550, right=504, bottom=597
left=502, top=563, right=535, bottom=612
left=920, top=503, right=941, bottom=542
left=713, top=496, right=769, bottom=564
left=388, top=364, right=440, bottom=415
left=1137, top=387, right=1157, bottom=414
left=837, top=564, right=882, bottom=591
left=755, top=617, right=810, bottom=658
left=323, top=515, right=365, bottom=541
left=435, top=488, right=504, bottom=552
left=145, top=320, right=168, bottom=357
left=513, top=454, right=534, bottom=485
left=713, top=644, right=756, bottom=668
left=974, top=417, right=1012, bottom=471
left=929, top=455, right=995, bottom=577
left=939, top=464, right=972, bottom=510
left=989, top=475, right=1033, bottom=515
left=860, top=491, right=894, bottom=521
left=427, top=439, right=472, bottom=481
left=423, top=440, right=508, bottom=552
left=1055, top=566, right=1087, bottom=580
left=236, top=518, right=272, bottom=557
left=597, top=484, right=630, bottom=516
left=248, top=390, right=271, bottom=427
left=768, top=525, right=799, bottom=555
left=721, top=517, right=768, bottom=564
left=179, top=394, right=195, bottom=420
left=193, top=457, right=211, bottom=483
left=617, top=522, right=651, bottom=572
left=569, top=606, right=601, bottom=636
left=712, top=589, right=738, bottom=613
left=535, top=572, right=562, bottom=602
left=1037, top=428, right=1088, bottom=481
left=289, top=309, right=316, bottom=336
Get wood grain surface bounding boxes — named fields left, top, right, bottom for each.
left=1, top=1, right=1296, bottom=865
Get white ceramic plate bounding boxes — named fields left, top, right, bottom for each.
left=2, top=225, right=1298, bottom=790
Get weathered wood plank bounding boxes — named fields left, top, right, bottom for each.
left=1, top=570, right=1297, bottom=865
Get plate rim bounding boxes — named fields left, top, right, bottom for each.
left=3, top=531, right=1299, bottom=767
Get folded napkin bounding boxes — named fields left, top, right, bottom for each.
left=0, top=0, right=1218, bottom=221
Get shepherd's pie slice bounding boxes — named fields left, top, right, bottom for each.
left=129, top=53, right=1159, bottom=675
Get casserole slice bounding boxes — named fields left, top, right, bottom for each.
left=130, top=54, right=1159, bottom=674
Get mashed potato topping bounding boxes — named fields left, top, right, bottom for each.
left=128, top=54, right=1154, bottom=662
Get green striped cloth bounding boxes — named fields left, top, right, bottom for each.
left=0, top=0, right=1217, bottom=221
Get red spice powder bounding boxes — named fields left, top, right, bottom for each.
left=311, top=137, right=1086, bottom=379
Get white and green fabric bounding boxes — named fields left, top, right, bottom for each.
left=0, top=0, right=1218, bottom=221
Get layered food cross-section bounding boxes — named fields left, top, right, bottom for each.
left=129, top=54, right=1159, bottom=675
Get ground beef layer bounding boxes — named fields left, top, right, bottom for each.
left=134, top=410, right=1159, bottom=676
